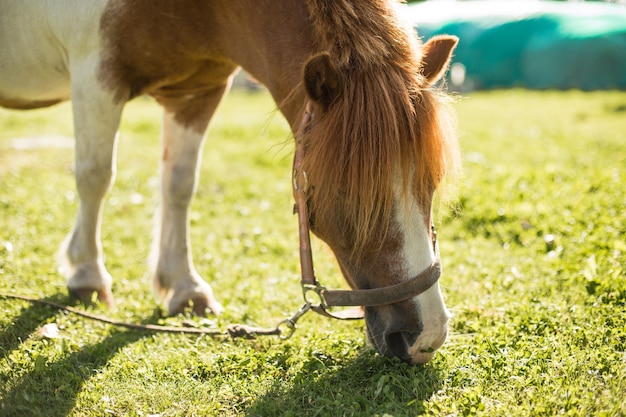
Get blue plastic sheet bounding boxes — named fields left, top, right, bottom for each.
left=406, top=1, right=626, bottom=90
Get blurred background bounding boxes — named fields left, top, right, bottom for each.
left=404, top=0, right=626, bottom=91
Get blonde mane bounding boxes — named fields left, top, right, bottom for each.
left=302, top=0, right=460, bottom=255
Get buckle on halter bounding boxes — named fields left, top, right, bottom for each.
left=292, top=168, right=309, bottom=193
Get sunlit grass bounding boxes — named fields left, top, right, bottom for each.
left=0, top=89, right=625, bottom=416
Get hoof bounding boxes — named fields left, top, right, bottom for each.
left=168, top=292, right=223, bottom=316
left=68, top=286, right=116, bottom=309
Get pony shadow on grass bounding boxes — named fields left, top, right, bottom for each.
left=246, top=350, right=442, bottom=416
left=0, top=294, right=157, bottom=417
left=0, top=293, right=70, bottom=363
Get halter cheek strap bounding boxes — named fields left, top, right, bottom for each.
left=293, top=102, right=442, bottom=320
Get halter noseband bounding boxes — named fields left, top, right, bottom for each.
left=293, top=102, right=442, bottom=320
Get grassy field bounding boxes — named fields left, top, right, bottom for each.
left=0, top=89, right=624, bottom=416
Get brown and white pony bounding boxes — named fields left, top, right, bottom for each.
left=0, top=0, right=459, bottom=364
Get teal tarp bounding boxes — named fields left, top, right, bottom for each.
left=406, top=1, right=626, bottom=90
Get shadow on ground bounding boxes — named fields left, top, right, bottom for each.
left=0, top=294, right=156, bottom=416
left=246, top=350, right=442, bottom=416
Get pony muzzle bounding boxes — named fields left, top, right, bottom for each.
left=365, top=298, right=449, bottom=364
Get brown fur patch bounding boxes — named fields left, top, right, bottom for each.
left=97, top=1, right=237, bottom=130
left=96, top=1, right=315, bottom=131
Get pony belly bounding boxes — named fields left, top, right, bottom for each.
left=0, top=4, right=78, bottom=109
left=0, top=93, right=69, bottom=110
left=0, top=63, right=71, bottom=110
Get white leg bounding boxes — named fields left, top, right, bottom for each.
left=153, top=85, right=230, bottom=315
left=60, top=71, right=125, bottom=306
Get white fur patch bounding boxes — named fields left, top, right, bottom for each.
left=393, top=181, right=451, bottom=363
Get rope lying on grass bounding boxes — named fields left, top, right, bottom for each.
left=0, top=292, right=285, bottom=338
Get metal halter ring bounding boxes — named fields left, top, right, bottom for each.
left=302, top=284, right=328, bottom=309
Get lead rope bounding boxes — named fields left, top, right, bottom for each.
left=0, top=292, right=312, bottom=340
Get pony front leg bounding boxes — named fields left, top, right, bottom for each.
left=61, top=77, right=125, bottom=307
left=153, top=86, right=229, bottom=316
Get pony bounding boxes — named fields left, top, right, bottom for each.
left=0, top=0, right=459, bottom=364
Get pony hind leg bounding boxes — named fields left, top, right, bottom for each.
left=60, top=72, right=125, bottom=307
left=152, top=83, right=232, bottom=316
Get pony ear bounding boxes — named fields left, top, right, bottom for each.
left=303, top=52, right=342, bottom=110
left=421, top=35, right=459, bottom=86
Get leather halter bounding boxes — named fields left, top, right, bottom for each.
left=293, top=102, right=442, bottom=320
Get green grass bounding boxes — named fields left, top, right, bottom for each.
left=1, top=89, right=625, bottom=416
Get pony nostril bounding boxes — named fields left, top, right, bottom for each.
left=384, top=331, right=419, bottom=362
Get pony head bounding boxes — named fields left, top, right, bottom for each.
left=300, top=34, right=459, bottom=364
